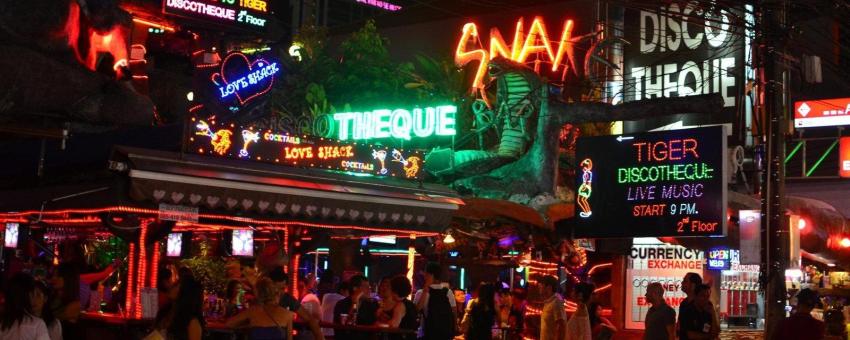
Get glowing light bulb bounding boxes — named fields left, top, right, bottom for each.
left=798, top=218, right=807, bottom=230
left=443, top=233, right=455, bottom=244
left=841, top=237, right=850, bottom=248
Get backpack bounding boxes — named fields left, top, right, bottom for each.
left=423, top=287, right=455, bottom=340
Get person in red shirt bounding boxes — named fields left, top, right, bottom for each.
left=772, top=288, right=825, bottom=340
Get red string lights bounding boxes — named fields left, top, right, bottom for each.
left=126, top=242, right=136, bottom=317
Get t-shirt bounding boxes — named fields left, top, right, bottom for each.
left=0, top=315, right=51, bottom=340
left=46, top=320, right=62, bottom=340
left=772, top=312, right=825, bottom=340
left=677, top=298, right=700, bottom=340
left=320, top=293, right=345, bottom=336
left=565, top=304, right=591, bottom=340
left=540, top=294, right=566, bottom=340
left=643, top=304, right=675, bottom=340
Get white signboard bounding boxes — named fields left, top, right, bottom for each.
left=625, top=242, right=704, bottom=330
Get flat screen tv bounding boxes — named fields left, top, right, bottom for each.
left=232, top=229, right=254, bottom=256
left=4, top=223, right=18, bottom=248
left=166, top=233, right=183, bottom=257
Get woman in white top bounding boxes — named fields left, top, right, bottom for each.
left=0, top=272, right=51, bottom=340
left=34, top=281, right=62, bottom=340
left=565, top=283, right=595, bottom=340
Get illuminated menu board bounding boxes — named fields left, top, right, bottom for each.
left=573, top=126, right=727, bottom=238
left=186, top=117, right=424, bottom=180
left=164, top=0, right=270, bottom=31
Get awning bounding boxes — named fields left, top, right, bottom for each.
left=111, top=147, right=462, bottom=233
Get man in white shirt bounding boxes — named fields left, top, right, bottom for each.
left=538, top=275, right=565, bottom=340
left=413, top=262, right=457, bottom=340
left=320, top=282, right=349, bottom=337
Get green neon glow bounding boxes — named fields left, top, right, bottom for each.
left=460, top=267, right=466, bottom=290
left=331, top=105, right=457, bottom=141
left=806, top=140, right=838, bottom=177
left=617, top=163, right=714, bottom=184
left=785, top=141, right=804, bottom=164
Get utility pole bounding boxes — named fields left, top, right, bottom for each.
left=757, top=0, right=789, bottom=338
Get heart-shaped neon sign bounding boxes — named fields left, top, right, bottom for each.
left=211, top=52, right=279, bottom=106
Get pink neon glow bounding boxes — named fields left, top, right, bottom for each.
left=355, top=0, right=401, bottom=11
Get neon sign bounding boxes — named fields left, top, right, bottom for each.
left=164, top=0, right=269, bottom=30
left=455, top=17, right=579, bottom=89
left=707, top=248, right=731, bottom=270
left=322, top=105, right=457, bottom=141
left=355, top=0, right=401, bottom=11
left=573, top=126, right=727, bottom=238
left=187, top=117, right=424, bottom=179
left=210, top=52, right=279, bottom=106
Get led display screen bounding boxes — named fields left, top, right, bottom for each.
left=4, top=223, right=19, bottom=248
left=167, top=233, right=183, bottom=257
left=163, top=0, right=270, bottom=32
left=573, top=126, right=727, bottom=238
left=232, top=229, right=254, bottom=256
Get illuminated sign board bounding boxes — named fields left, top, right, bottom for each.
left=623, top=4, right=745, bottom=130
left=794, top=98, right=850, bottom=128
left=187, top=117, right=425, bottom=179
left=707, top=248, right=732, bottom=270
left=355, top=0, right=401, bottom=11
left=319, top=105, right=457, bottom=142
left=625, top=243, right=704, bottom=330
left=192, top=52, right=280, bottom=121
left=573, top=126, right=727, bottom=238
left=841, top=137, right=850, bottom=178
left=164, top=0, right=269, bottom=31
left=455, top=17, right=580, bottom=90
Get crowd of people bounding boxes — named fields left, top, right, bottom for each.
left=2, top=251, right=838, bottom=340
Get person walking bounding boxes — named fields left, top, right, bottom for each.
left=642, top=282, right=675, bottom=340
left=460, top=282, right=498, bottom=340
left=677, top=272, right=702, bottom=340
left=538, top=276, right=565, bottom=340
left=413, top=262, right=457, bottom=340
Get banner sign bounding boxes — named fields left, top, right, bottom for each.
left=158, top=203, right=199, bottom=223
left=794, top=98, right=850, bottom=128
left=186, top=117, right=424, bottom=180
left=574, top=126, right=727, bottom=238
left=622, top=3, right=745, bottom=131
left=625, top=243, right=704, bottom=329
left=164, top=0, right=270, bottom=31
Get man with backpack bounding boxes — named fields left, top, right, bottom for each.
left=413, top=262, right=457, bottom=340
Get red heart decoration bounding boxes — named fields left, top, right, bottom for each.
left=211, top=53, right=278, bottom=106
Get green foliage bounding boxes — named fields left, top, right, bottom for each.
left=181, top=256, right=227, bottom=294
